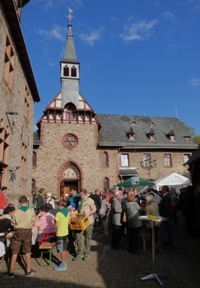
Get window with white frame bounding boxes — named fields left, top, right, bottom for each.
left=164, top=154, right=172, bottom=167
left=183, top=154, right=190, bottom=163
left=121, top=154, right=129, bottom=167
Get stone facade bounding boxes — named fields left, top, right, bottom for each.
left=33, top=122, right=119, bottom=195
left=0, top=0, right=39, bottom=207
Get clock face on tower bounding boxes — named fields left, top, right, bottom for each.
left=62, top=133, right=78, bottom=149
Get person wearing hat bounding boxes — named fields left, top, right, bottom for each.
left=45, top=192, right=55, bottom=209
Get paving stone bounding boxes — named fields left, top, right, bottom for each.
left=0, top=213, right=200, bottom=287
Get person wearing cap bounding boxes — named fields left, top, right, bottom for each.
left=45, top=192, right=55, bottom=209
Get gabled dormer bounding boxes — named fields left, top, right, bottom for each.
left=127, top=121, right=137, bottom=140
left=127, top=126, right=136, bottom=140
left=166, top=125, right=176, bottom=142
left=146, top=125, right=156, bottom=141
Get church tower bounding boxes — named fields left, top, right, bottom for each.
left=60, top=11, right=80, bottom=108
left=37, top=9, right=97, bottom=125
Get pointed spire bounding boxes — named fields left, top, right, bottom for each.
left=63, top=9, right=79, bottom=63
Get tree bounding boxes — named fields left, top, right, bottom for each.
left=184, top=125, right=199, bottom=145
left=193, top=136, right=200, bottom=149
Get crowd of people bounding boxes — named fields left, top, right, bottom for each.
left=0, top=183, right=199, bottom=278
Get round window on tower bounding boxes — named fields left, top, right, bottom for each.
left=62, top=133, right=78, bottom=149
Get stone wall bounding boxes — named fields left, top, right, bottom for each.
left=0, top=7, right=35, bottom=206
left=129, top=151, right=190, bottom=180
left=33, top=122, right=118, bottom=195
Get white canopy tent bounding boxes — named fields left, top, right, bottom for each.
left=154, top=172, right=191, bottom=191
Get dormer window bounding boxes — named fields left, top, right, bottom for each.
left=170, top=135, right=176, bottom=141
left=147, top=127, right=156, bottom=141
left=71, top=66, right=77, bottom=77
left=150, top=134, right=156, bottom=141
left=129, top=133, right=136, bottom=140
left=63, top=65, right=69, bottom=77
left=166, top=126, right=176, bottom=142
left=128, top=126, right=136, bottom=140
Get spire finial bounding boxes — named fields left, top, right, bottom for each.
left=66, top=7, right=74, bottom=24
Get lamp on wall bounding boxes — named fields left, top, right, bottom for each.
left=140, top=156, right=157, bottom=180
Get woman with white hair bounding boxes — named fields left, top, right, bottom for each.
left=45, top=192, right=55, bottom=209
left=145, top=193, right=160, bottom=252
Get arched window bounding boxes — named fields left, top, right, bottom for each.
left=64, top=103, right=76, bottom=120
left=32, top=151, right=36, bottom=168
left=103, top=152, right=109, bottom=167
left=63, top=65, right=69, bottom=76
left=71, top=66, right=77, bottom=77
left=104, top=177, right=109, bottom=191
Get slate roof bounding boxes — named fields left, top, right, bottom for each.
left=62, top=24, right=79, bottom=64
left=33, top=131, right=40, bottom=145
left=33, top=114, right=197, bottom=150
left=96, top=114, right=197, bottom=150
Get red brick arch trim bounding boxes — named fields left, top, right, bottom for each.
left=58, top=160, right=81, bottom=181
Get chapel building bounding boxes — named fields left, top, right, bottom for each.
left=33, top=19, right=196, bottom=198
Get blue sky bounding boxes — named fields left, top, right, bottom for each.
left=22, top=0, right=200, bottom=135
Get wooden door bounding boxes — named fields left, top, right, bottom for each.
left=61, top=181, right=78, bottom=200
left=63, top=186, right=70, bottom=200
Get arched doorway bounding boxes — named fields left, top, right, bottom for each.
left=58, top=161, right=81, bottom=200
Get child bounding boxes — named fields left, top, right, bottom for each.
left=54, top=199, right=69, bottom=271
left=0, top=206, right=15, bottom=243
left=5, top=195, right=36, bottom=278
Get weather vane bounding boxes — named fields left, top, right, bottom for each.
left=66, top=8, right=74, bottom=24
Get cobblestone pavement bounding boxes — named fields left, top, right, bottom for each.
left=0, top=212, right=200, bottom=288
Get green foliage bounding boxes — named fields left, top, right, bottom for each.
left=184, top=124, right=200, bottom=147
left=189, top=126, right=196, bottom=137
left=193, top=136, right=200, bottom=149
